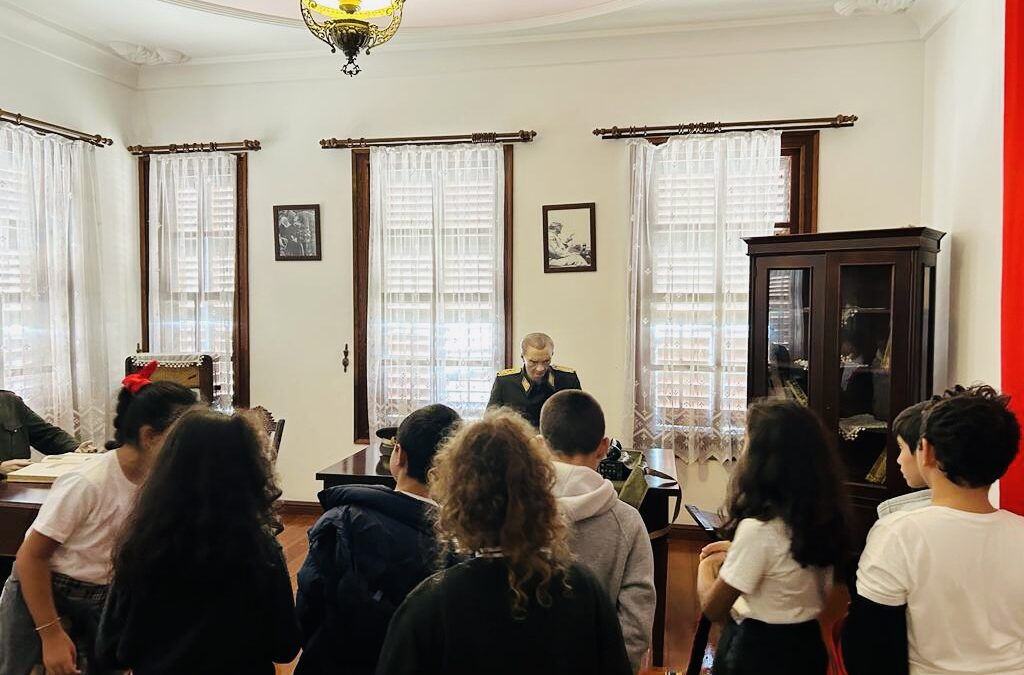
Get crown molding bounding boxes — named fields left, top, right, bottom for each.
left=178, top=12, right=840, bottom=66
left=0, top=1, right=139, bottom=88
left=167, top=9, right=921, bottom=67
left=109, top=41, right=191, bottom=66
left=0, top=0, right=930, bottom=92
left=906, top=0, right=964, bottom=39
left=137, top=14, right=922, bottom=90
left=154, top=0, right=298, bottom=28
left=154, top=0, right=669, bottom=35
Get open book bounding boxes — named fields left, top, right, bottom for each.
left=6, top=453, right=100, bottom=484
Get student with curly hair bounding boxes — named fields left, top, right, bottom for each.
left=697, top=400, right=852, bottom=675
left=375, top=408, right=632, bottom=675
left=96, top=408, right=301, bottom=675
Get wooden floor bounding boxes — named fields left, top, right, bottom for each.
left=274, top=513, right=709, bottom=674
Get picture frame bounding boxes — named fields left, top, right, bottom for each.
left=274, top=204, right=322, bottom=261
left=543, top=202, right=596, bottom=273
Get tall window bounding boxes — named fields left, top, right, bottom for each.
left=353, top=145, right=513, bottom=442
left=628, top=131, right=794, bottom=464
left=0, top=123, right=110, bottom=441
left=139, top=153, right=249, bottom=406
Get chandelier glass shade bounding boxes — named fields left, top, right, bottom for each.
left=300, top=0, right=405, bottom=76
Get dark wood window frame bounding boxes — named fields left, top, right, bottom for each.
left=779, top=130, right=819, bottom=235
left=352, top=146, right=515, bottom=444
left=137, top=153, right=251, bottom=407
left=649, top=130, right=818, bottom=234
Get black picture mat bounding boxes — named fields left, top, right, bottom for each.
left=542, top=202, right=597, bottom=273
left=273, top=204, right=322, bottom=261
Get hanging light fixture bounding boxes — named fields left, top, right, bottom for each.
left=300, top=0, right=406, bottom=76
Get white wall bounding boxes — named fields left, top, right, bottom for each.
left=0, top=30, right=139, bottom=398
left=922, top=0, right=1005, bottom=389
left=0, top=10, right=936, bottom=509
left=129, top=30, right=925, bottom=505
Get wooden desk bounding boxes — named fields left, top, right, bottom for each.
left=0, top=483, right=48, bottom=557
left=317, top=446, right=681, bottom=667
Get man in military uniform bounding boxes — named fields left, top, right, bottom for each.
left=487, top=333, right=581, bottom=428
left=0, top=391, right=89, bottom=476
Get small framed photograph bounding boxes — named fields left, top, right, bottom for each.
left=543, top=202, right=596, bottom=273
left=274, top=205, right=321, bottom=261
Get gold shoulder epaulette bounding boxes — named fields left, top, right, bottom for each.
left=552, top=365, right=576, bottom=374
left=497, top=367, right=519, bottom=376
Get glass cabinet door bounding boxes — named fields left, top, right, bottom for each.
left=836, top=264, right=894, bottom=487
left=766, top=269, right=812, bottom=404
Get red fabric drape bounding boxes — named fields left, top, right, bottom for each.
left=1002, top=0, right=1024, bottom=514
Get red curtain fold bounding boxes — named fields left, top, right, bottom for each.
left=1002, top=0, right=1024, bottom=514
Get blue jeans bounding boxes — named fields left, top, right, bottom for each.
left=0, top=572, right=117, bottom=675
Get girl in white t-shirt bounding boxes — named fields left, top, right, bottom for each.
left=697, top=400, right=852, bottom=675
left=0, top=363, right=195, bottom=675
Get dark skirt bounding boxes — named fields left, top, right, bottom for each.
left=713, top=616, right=828, bottom=675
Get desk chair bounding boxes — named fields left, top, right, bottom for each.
left=251, top=406, right=285, bottom=463
left=685, top=504, right=724, bottom=675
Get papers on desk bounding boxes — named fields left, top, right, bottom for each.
left=6, top=453, right=100, bottom=484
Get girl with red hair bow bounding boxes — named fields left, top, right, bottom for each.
left=0, top=362, right=196, bottom=675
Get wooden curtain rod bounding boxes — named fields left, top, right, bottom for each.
left=127, top=140, right=262, bottom=156
left=593, top=114, right=858, bottom=139
left=320, top=130, right=537, bottom=149
left=0, top=108, right=113, bottom=147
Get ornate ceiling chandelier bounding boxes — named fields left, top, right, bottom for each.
left=300, top=0, right=406, bottom=76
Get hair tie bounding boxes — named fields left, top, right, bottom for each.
left=122, top=360, right=159, bottom=394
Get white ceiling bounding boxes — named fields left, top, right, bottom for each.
left=0, top=0, right=921, bottom=62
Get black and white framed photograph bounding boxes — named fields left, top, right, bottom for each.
left=274, top=204, right=321, bottom=261
left=543, top=202, right=596, bottom=273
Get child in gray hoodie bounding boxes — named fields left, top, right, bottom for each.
left=540, top=390, right=656, bottom=672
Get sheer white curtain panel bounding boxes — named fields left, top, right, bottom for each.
left=367, top=144, right=505, bottom=434
left=0, top=122, right=110, bottom=443
left=148, top=153, right=237, bottom=399
left=626, top=131, right=784, bottom=464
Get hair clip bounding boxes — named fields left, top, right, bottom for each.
left=122, top=360, right=159, bottom=394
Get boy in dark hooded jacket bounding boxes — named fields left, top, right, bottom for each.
left=295, top=404, right=460, bottom=675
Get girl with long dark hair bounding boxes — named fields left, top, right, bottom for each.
left=96, top=408, right=300, bottom=675
left=375, top=408, right=632, bottom=675
left=697, top=400, right=852, bottom=675
left=0, top=363, right=195, bottom=675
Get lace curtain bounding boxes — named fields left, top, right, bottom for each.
left=367, top=144, right=505, bottom=434
left=626, top=131, right=784, bottom=464
left=148, top=153, right=236, bottom=400
left=0, top=123, right=110, bottom=443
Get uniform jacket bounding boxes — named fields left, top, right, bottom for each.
left=294, top=485, right=440, bottom=675
left=486, top=366, right=581, bottom=427
left=0, top=390, right=78, bottom=463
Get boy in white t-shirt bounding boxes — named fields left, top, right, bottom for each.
left=0, top=366, right=194, bottom=675
left=842, top=385, right=1024, bottom=675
